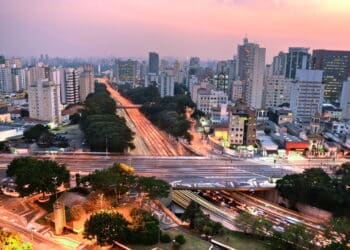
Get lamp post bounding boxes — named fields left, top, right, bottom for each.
left=52, top=176, right=58, bottom=201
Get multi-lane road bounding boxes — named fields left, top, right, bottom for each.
left=100, top=77, right=188, bottom=156
left=0, top=153, right=295, bottom=189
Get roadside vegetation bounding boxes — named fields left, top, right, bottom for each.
left=118, top=83, right=195, bottom=142
left=79, top=83, right=135, bottom=153
left=276, top=163, right=350, bottom=216
left=0, top=227, right=32, bottom=250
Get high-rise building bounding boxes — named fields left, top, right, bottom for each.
left=237, top=38, right=266, bottom=109
left=213, top=72, right=230, bottom=96
left=0, top=65, right=12, bottom=94
left=189, top=57, right=200, bottom=76
left=159, top=72, right=174, bottom=97
left=290, top=69, right=324, bottom=122
left=28, top=79, right=62, bottom=124
left=312, top=49, right=350, bottom=103
left=50, top=67, right=65, bottom=104
left=231, top=80, right=243, bottom=102
left=196, top=89, right=228, bottom=115
left=340, top=77, right=350, bottom=120
left=79, top=70, right=95, bottom=101
left=0, top=55, right=5, bottom=64
left=272, top=52, right=287, bottom=76
left=228, top=102, right=257, bottom=147
left=114, top=59, right=137, bottom=84
left=64, top=68, right=80, bottom=104
left=5, top=57, right=22, bottom=69
left=285, top=47, right=311, bottom=79
left=26, top=66, right=46, bottom=89
left=264, top=76, right=292, bottom=108
left=11, top=68, right=25, bottom=92
left=148, top=52, right=159, bottom=75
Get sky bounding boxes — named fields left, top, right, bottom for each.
left=1, top=0, right=350, bottom=62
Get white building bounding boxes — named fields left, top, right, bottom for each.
left=64, top=68, right=80, bottom=104
left=28, top=79, right=63, bottom=124
left=264, top=76, right=292, bottom=108
left=341, top=77, right=350, bottom=120
left=290, top=69, right=324, bottom=123
left=0, top=65, right=12, bottom=93
left=159, top=72, right=174, bottom=97
left=231, top=80, right=243, bottom=102
left=50, top=67, right=65, bottom=104
left=237, top=38, right=266, bottom=109
left=197, top=89, right=228, bottom=116
left=79, top=71, right=95, bottom=101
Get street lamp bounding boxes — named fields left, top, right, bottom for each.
left=52, top=176, right=58, bottom=201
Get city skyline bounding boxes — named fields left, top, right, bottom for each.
left=1, top=0, right=350, bottom=62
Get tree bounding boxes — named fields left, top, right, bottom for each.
left=23, top=124, right=50, bottom=143
left=0, top=227, right=32, bottom=250
left=235, top=212, right=257, bottom=234
left=327, top=217, right=350, bottom=245
left=6, top=157, right=69, bottom=197
left=160, top=233, right=171, bottom=243
left=84, top=211, right=129, bottom=245
left=182, top=201, right=203, bottom=229
left=174, top=234, right=186, bottom=245
left=129, top=208, right=159, bottom=245
left=137, top=176, right=170, bottom=199
left=322, top=243, right=350, bottom=250
left=69, top=113, right=81, bottom=124
left=282, top=223, right=315, bottom=249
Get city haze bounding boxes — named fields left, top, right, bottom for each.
left=1, top=0, right=350, bottom=61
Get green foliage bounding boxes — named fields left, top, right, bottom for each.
left=321, top=243, right=350, bottom=250
left=6, top=157, right=69, bottom=197
left=276, top=167, right=349, bottom=215
left=81, top=163, right=135, bottom=194
left=120, top=84, right=194, bottom=142
left=137, top=176, right=170, bottom=199
left=160, top=232, right=171, bottom=243
left=182, top=201, right=223, bottom=236
left=0, top=141, right=9, bottom=152
left=80, top=88, right=134, bottom=153
left=129, top=208, right=159, bottom=245
left=23, top=124, right=51, bottom=144
left=69, top=113, right=81, bottom=124
left=84, top=211, right=130, bottom=245
left=327, top=217, right=350, bottom=244
left=282, top=223, right=315, bottom=249
left=0, top=227, right=32, bottom=250
left=175, top=234, right=186, bottom=245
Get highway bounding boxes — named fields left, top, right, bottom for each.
left=100, top=77, right=188, bottom=156
left=0, top=154, right=295, bottom=189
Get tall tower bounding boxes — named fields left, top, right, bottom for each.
left=237, top=38, right=266, bottom=109
left=64, top=68, right=80, bottom=104
left=148, top=52, right=159, bottom=75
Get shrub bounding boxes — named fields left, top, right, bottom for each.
left=175, top=234, right=186, bottom=245
left=160, top=233, right=171, bottom=243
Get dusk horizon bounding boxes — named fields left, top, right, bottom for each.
left=1, top=0, right=350, bottom=62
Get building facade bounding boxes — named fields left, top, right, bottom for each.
left=290, top=69, right=324, bottom=123
left=28, top=79, right=62, bottom=124
left=341, top=77, right=350, bottom=120
left=237, top=38, right=266, bottom=109
left=159, top=72, right=174, bottom=97
left=79, top=70, right=95, bottom=101
left=264, top=75, right=292, bottom=108
left=312, top=49, right=350, bottom=103
left=148, top=52, right=159, bottom=75
left=228, top=102, right=256, bottom=146
left=64, top=68, right=80, bottom=104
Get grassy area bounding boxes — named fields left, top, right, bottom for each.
left=213, top=230, right=269, bottom=250
left=128, top=228, right=211, bottom=250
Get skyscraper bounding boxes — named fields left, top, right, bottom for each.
left=159, top=72, right=174, bottom=97
left=148, top=52, right=159, bottom=75
left=237, top=38, right=266, bottom=109
left=312, top=49, right=350, bottom=103
left=50, top=67, right=65, bottom=104
left=28, top=79, right=62, bottom=124
left=213, top=72, right=229, bottom=96
left=0, top=65, right=12, bottom=94
left=79, top=70, right=95, bottom=101
left=114, top=59, right=137, bottom=84
left=285, top=47, right=311, bottom=79
left=64, top=68, right=80, bottom=104
left=264, top=75, right=292, bottom=108
left=340, top=77, right=350, bottom=120
left=290, top=69, right=324, bottom=122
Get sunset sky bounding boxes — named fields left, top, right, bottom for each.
left=1, top=0, right=350, bottom=62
